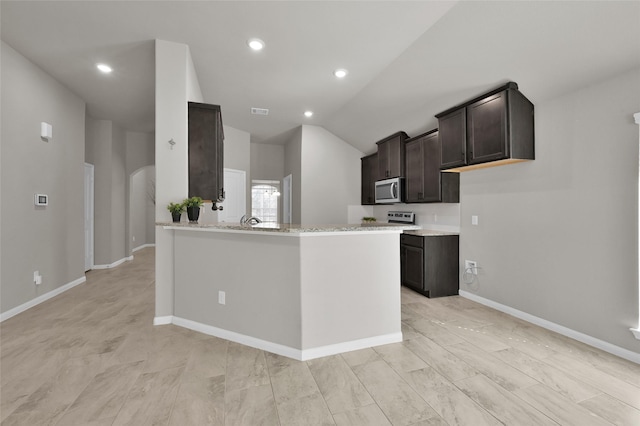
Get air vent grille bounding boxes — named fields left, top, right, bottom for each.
left=251, top=107, right=269, bottom=116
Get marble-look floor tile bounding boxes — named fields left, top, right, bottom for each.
left=579, top=393, right=640, bottom=426
left=181, top=337, right=228, bottom=383
left=492, top=347, right=601, bottom=402
left=398, top=366, right=501, bottom=426
left=269, top=362, right=319, bottom=405
left=543, top=351, right=640, bottom=410
left=455, top=374, right=557, bottom=426
left=514, top=383, right=611, bottom=426
left=276, top=392, right=335, bottom=426
left=111, top=366, right=183, bottom=426
left=56, top=360, right=144, bottom=425
left=438, top=320, right=511, bottom=352
left=168, top=375, right=225, bottom=426
left=402, top=318, right=464, bottom=346
left=307, top=355, right=374, bottom=414
left=340, top=348, right=381, bottom=368
left=402, top=335, right=478, bottom=382
left=353, top=360, right=438, bottom=425
left=445, top=341, right=539, bottom=391
left=225, top=383, right=279, bottom=426
left=225, top=342, right=270, bottom=391
left=332, top=404, right=391, bottom=426
left=373, top=342, right=429, bottom=373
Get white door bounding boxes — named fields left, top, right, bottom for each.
left=84, top=163, right=94, bottom=271
left=219, top=169, right=246, bottom=222
left=282, top=174, right=292, bottom=224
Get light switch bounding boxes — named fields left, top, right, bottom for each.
left=471, top=215, right=479, bottom=225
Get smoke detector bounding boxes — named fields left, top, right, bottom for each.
left=251, top=107, right=269, bottom=116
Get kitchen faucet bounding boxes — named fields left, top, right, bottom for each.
left=240, top=215, right=262, bottom=225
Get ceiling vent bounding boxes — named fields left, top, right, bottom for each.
left=251, top=107, right=269, bottom=116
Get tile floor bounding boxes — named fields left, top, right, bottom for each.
left=1, top=247, right=639, bottom=425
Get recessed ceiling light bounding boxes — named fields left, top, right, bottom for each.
left=96, top=63, right=112, bottom=74
left=247, top=38, right=265, bottom=51
left=304, top=111, right=313, bottom=118
left=333, top=69, right=348, bottom=78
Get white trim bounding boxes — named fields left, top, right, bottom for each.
left=92, top=255, right=134, bottom=270
left=153, top=315, right=173, bottom=325
left=630, top=328, right=640, bottom=340
left=0, top=276, right=86, bottom=322
left=132, top=243, right=155, bottom=253
left=460, top=290, right=640, bottom=364
left=168, top=316, right=402, bottom=361
left=300, top=332, right=403, bottom=361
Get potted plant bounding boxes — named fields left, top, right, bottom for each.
left=362, top=216, right=377, bottom=224
left=184, top=196, right=203, bottom=223
left=167, top=202, right=185, bottom=223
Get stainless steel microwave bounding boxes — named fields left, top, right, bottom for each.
left=375, top=177, right=403, bottom=204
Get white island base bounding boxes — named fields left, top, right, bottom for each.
left=157, top=223, right=412, bottom=360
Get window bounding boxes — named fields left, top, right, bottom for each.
left=251, top=180, right=280, bottom=223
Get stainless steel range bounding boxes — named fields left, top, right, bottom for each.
left=387, top=211, right=415, bottom=224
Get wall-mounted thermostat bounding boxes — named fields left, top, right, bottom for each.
left=35, top=194, right=48, bottom=206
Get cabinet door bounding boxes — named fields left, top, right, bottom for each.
left=421, top=131, right=441, bottom=202
left=377, top=142, right=390, bottom=179
left=361, top=154, right=378, bottom=205
left=401, top=245, right=425, bottom=292
left=467, top=91, right=508, bottom=164
left=404, top=139, right=423, bottom=202
left=188, top=102, right=224, bottom=202
left=386, top=135, right=404, bottom=178
left=439, top=108, right=466, bottom=169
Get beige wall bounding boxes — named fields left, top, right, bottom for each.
left=0, top=41, right=85, bottom=314
left=459, top=68, right=640, bottom=353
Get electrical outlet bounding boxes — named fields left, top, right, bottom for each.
left=464, top=260, right=478, bottom=275
left=218, top=291, right=226, bottom=305
left=132, top=236, right=136, bottom=242
left=471, top=215, right=479, bottom=225
left=33, top=271, right=42, bottom=285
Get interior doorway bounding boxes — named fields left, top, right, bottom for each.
left=84, top=163, right=94, bottom=271
left=219, top=169, right=246, bottom=223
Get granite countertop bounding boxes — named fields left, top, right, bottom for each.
left=158, top=221, right=421, bottom=234
left=403, top=229, right=459, bottom=236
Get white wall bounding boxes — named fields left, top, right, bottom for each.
left=155, top=39, right=203, bottom=318
left=125, top=131, right=155, bottom=253
left=284, top=127, right=302, bottom=224
left=460, top=68, right=640, bottom=354
left=300, top=125, right=363, bottom=224
left=130, top=166, right=155, bottom=250
left=251, top=143, right=285, bottom=181
left=0, top=41, right=85, bottom=313
left=85, top=117, right=127, bottom=266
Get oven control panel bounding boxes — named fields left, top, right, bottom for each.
left=387, top=211, right=415, bottom=224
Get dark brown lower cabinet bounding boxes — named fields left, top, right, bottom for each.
left=400, top=233, right=459, bottom=298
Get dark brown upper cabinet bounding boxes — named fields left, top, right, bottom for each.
left=436, top=82, right=534, bottom=172
left=405, top=130, right=459, bottom=204
left=376, top=131, right=408, bottom=179
left=188, top=102, right=225, bottom=204
left=361, top=153, right=378, bottom=205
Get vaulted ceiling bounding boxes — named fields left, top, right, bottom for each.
left=2, top=1, right=639, bottom=154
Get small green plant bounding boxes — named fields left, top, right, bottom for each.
left=183, top=196, right=203, bottom=208
left=167, top=202, right=185, bottom=214
left=362, top=216, right=377, bottom=223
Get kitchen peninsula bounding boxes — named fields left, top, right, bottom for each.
left=157, top=221, right=418, bottom=360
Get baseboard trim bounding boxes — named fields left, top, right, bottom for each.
left=0, top=276, right=87, bottom=322
left=133, top=244, right=155, bottom=253
left=93, top=255, right=134, bottom=270
left=459, top=290, right=640, bottom=364
left=300, top=332, right=403, bottom=361
left=153, top=315, right=173, bottom=326
left=630, top=328, right=640, bottom=340
left=167, top=316, right=402, bottom=361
